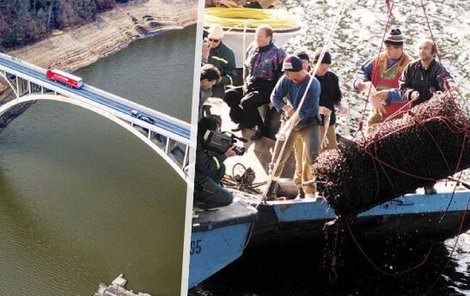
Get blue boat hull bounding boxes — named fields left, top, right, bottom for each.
left=251, top=190, right=470, bottom=244
left=189, top=222, right=252, bottom=288
left=189, top=200, right=257, bottom=288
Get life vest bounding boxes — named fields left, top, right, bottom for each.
left=371, top=52, right=412, bottom=116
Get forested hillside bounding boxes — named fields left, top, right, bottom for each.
left=0, top=0, right=133, bottom=49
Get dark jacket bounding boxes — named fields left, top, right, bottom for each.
left=316, top=71, right=342, bottom=125
left=208, top=42, right=237, bottom=98
left=399, top=59, right=454, bottom=106
left=194, top=137, right=227, bottom=187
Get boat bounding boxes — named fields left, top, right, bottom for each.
left=206, top=96, right=470, bottom=241
left=191, top=2, right=470, bottom=289
left=187, top=95, right=470, bottom=287
left=249, top=184, right=470, bottom=244
left=94, top=274, right=151, bottom=296
left=188, top=198, right=257, bottom=288
left=204, top=7, right=301, bottom=69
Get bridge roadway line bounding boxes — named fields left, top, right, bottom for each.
left=0, top=54, right=191, bottom=144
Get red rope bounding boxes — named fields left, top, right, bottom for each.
left=363, top=114, right=469, bottom=182
left=348, top=0, right=469, bottom=282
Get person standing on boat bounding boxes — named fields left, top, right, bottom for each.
left=266, top=55, right=329, bottom=200
left=399, top=38, right=456, bottom=106
left=202, top=24, right=237, bottom=99
left=223, top=24, right=286, bottom=140
left=199, top=64, right=221, bottom=119
left=290, top=50, right=347, bottom=198
left=353, top=28, right=413, bottom=129
left=194, top=115, right=235, bottom=209
left=398, top=38, right=456, bottom=195
left=313, top=49, right=348, bottom=150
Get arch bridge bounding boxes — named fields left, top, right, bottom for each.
left=0, top=52, right=195, bottom=184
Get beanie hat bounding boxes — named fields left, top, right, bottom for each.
left=282, top=55, right=303, bottom=72
left=207, top=24, right=224, bottom=40
left=294, top=50, right=310, bottom=62
left=313, top=49, right=332, bottom=64
left=384, top=28, right=404, bottom=46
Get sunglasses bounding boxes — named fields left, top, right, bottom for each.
left=208, top=38, right=220, bottom=43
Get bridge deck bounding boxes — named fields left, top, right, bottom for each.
left=0, top=53, right=195, bottom=183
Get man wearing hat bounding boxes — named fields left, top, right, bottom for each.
left=202, top=24, right=236, bottom=99
left=266, top=54, right=328, bottom=200
left=353, top=28, right=413, bottom=128
left=290, top=49, right=347, bottom=198
left=313, top=49, right=348, bottom=150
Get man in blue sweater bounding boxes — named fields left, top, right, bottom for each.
left=266, top=55, right=329, bottom=200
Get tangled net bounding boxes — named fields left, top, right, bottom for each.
left=314, top=93, right=470, bottom=217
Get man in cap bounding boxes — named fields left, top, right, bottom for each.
left=290, top=50, right=347, bottom=198
left=353, top=28, right=413, bottom=128
left=313, top=49, right=348, bottom=150
left=224, top=24, right=286, bottom=140
left=266, top=54, right=329, bottom=200
left=398, top=38, right=456, bottom=195
left=202, top=24, right=237, bottom=99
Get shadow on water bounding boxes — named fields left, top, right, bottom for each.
left=192, top=229, right=470, bottom=296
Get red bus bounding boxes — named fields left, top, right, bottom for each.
left=46, top=68, right=83, bottom=89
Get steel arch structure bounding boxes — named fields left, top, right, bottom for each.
left=0, top=52, right=195, bottom=184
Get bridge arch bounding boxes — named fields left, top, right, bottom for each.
left=0, top=94, right=194, bottom=184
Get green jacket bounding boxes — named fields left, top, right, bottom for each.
left=207, top=42, right=237, bottom=98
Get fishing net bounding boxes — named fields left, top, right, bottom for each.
left=314, top=93, right=470, bottom=217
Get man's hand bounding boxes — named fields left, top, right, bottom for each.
left=354, top=79, right=366, bottom=91
left=319, top=106, right=332, bottom=116
left=202, top=40, right=210, bottom=62
left=225, top=147, right=237, bottom=157
left=337, top=101, right=349, bottom=115
left=448, top=82, right=458, bottom=92
left=372, top=90, right=388, bottom=103
left=282, top=104, right=295, bottom=117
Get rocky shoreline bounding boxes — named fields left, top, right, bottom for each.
left=0, top=0, right=197, bottom=128
left=7, top=0, right=197, bottom=70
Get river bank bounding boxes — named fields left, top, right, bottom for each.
left=0, top=0, right=197, bottom=129
left=6, top=0, right=197, bottom=71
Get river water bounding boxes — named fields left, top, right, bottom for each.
left=0, top=26, right=195, bottom=295
left=193, top=0, right=470, bottom=295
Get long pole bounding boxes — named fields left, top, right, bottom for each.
left=262, top=0, right=348, bottom=200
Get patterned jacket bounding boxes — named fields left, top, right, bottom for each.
left=244, top=41, right=286, bottom=90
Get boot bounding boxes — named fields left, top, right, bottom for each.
left=295, top=187, right=305, bottom=200
left=424, top=185, right=437, bottom=195
left=265, top=181, right=279, bottom=201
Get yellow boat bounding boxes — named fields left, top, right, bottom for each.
left=204, top=7, right=301, bottom=68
